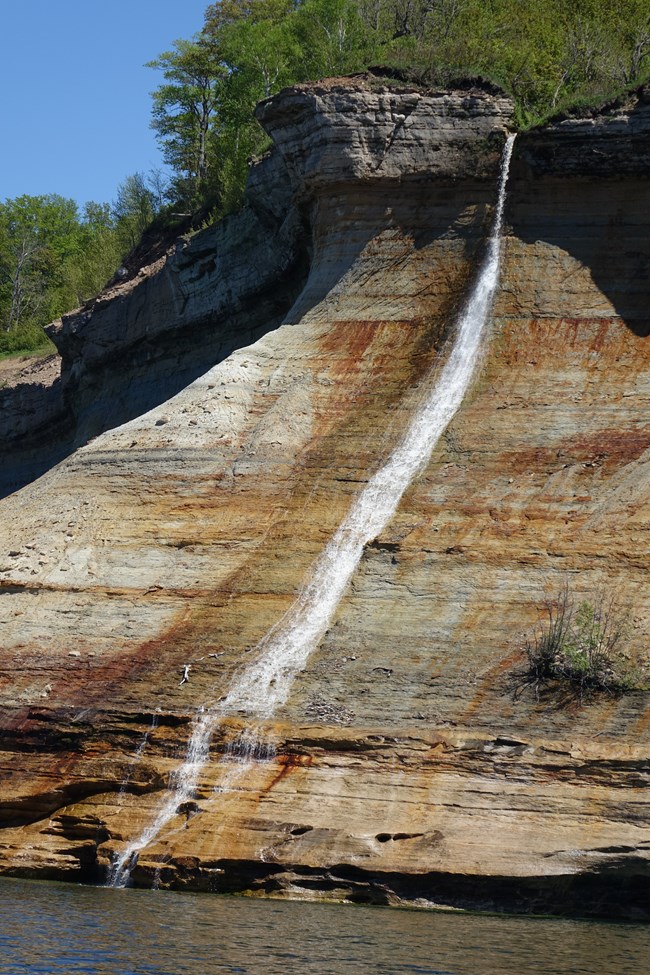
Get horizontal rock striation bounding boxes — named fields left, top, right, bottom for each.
left=47, top=149, right=309, bottom=447
left=519, top=82, right=650, bottom=177
left=0, top=354, right=71, bottom=498
left=255, top=78, right=513, bottom=188
left=1, top=79, right=649, bottom=916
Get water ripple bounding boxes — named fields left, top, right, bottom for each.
left=1, top=880, right=649, bottom=975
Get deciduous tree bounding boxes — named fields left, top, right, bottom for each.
left=147, top=36, right=225, bottom=206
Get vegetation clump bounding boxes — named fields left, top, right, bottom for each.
left=516, top=585, right=647, bottom=702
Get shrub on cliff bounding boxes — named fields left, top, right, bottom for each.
left=515, top=584, right=647, bottom=702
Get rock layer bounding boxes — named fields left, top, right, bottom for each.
left=0, top=353, right=70, bottom=498
left=1, top=79, right=649, bottom=917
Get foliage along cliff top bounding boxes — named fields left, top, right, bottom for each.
left=2, top=0, right=649, bottom=358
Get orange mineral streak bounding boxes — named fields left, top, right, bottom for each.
left=260, top=753, right=314, bottom=795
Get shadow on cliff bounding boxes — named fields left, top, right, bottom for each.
left=511, top=102, right=650, bottom=338
left=0, top=170, right=517, bottom=501
left=0, top=246, right=311, bottom=500
left=281, top=179, right=496, bottom=325
left=72, top=248, right=312, bottom=446
left=0, top=373, right=74, bottom=500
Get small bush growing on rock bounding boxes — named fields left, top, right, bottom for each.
left=516, top=584, right=646, bottom=702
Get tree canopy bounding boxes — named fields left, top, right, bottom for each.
left=0, top=174, right=164, bottom=356
left=147, top=0, right=650, bottom=215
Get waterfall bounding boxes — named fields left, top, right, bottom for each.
left=108, top=134, right=515, bottom=888
left=107, top=708, right=212, bottom=887
left=116, top=714, right=159, bottom=800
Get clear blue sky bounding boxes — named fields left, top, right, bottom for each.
left=0, top=0, right=208, bottom=209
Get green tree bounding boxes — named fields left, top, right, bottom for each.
left=204, top=0, right=298, bottom=33
left=112, top=173, right=156, bottom=250
left=602, top=0, right=650, bottom=85
left=0, top=194, right=81, bottom=335
left=147, top=37, right=225, bottom=206
left=292, top=0, right=379, bottom=77
left=0, top=191, right=136, bottom=355
left=65, top=202, right=123, bottom=304
left=201, top=1, right=303, bottom=210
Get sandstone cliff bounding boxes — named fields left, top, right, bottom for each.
left=0, top=78, right=649, bottom=917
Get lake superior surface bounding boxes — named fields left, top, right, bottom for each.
left=1, top=878, right=648, bottom=974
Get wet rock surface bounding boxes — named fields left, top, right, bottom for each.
left=0, top=81, right=649, bottom=916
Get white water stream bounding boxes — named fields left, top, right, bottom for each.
left=108, top=134, right=515, bottom=887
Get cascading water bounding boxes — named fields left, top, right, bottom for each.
left=115, top=714, right=159, bottom=800
left=107, top=708, right=212, bottom=887
left=108, top=134, right=516, bottom=888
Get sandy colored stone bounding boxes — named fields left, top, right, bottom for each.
left=0, top=81, right=649, bottom=916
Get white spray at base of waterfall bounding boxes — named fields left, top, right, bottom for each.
left=107, top=134, right=515, bottom=888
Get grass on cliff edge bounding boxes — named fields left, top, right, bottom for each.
left=514, top=584, right=649, bottom=704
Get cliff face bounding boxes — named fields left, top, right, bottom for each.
left=0, top=354, right=71, bottom=498
left=0, top=79, right=649, bottom=916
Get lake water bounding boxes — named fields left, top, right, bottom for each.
left=0, top=878, right=649, bottom=975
